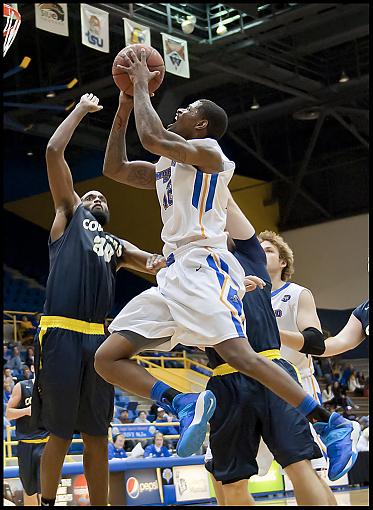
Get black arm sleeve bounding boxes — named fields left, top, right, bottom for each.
left=299, top=327, right=326, bottom=355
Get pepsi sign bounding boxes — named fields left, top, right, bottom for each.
left=125, top=469, right=161, bottom=505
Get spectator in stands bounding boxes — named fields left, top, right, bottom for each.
left=155, top=408, right=178, bottom=448
left=340, top=363, right=354, bottom=389
left=3, top=368, right=15, bottom=391
left=3, top=345, right=11, bottom=365
left=108, top=434, right=127, bottom=460
left=3, top=381, right=13, bottom=403
left=18, top=365, right=33, bottom=382
left=24, top=347, right=35, bottom=369
left=143, top=432, right=171, bottom=458
left=149, top=402, right=160, bottom=418
left=134, top=411, right=150, bottom=424
left=321, top=383, right=334, bottom=405
left=118, top=409, right=133, bottom=424
left=5, top=346, right=23, bottom=374
left=18, top=315, right=37, bottom=345
left=348, top=370, right=365, bottom=396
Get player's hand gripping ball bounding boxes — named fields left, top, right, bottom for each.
left=112, top=44, right=165, bottom=96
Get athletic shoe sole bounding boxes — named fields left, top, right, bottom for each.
left=329, top=420, right=361, bottom=481
left=176, top=390, right=216, bottom=458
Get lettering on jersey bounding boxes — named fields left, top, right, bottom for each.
left=156, top=167, right=171, bottom=183
left=83, top=219, right=104, bottom=232
left=163, top=179, right=173, bottom=210
left=274, top=309, right=282, bottom=317
left=171, top=160, right=176, bottom=167
left=25, top=396, right=32, bottom=406
left=281, top=295, right=291, bottom=302
left=93, top=235, right=123, bottom=262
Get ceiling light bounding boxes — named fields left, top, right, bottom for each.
left=181, top=15, right=196, bottom=34
left=46, top=91, right=56, bottom=98
left=216, top=19, right=227, bottom=35
left=339, top=71, right=349, bottom=83
left=27, top=151, right=34, bottom=156
left=250, top=97, right=260, bottom=110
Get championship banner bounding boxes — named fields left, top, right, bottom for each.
left=161, top=33, right=190, bottom=78
left=80, top=4, right=109, bottom=53
left=35, top=3, right=69, bottom=36
left=123, top=18, right=151, bottom=46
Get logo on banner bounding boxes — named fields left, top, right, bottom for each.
left=126, top=477, right=140, bottom=499
left=165, top=39, right=184, bottom=70
left=39, top=3, right=65, bottom=21
left=126, top=477, right=158, bottom=499
left=123, top=18, right=151, bottom=46
left=85, top=15, right=103, bottom=48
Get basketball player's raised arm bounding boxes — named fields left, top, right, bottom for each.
left=279, top=289, right=326, bottom=355
left=225, top=192, right=255, bottom=240
left=118, top=240, right=166, bottom=275
left=46, top=93, right=103, bottom=214
left=5, top=383, right=31, bottom=420
left=319, top=314, right=365, bottom=357
left=103, top=92, right=156, bottom=189
left=124, top=50, right=223, bottom=173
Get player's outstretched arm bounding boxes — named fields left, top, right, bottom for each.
left=122, top=49, right=223, bottom=173
left=279, top=289, right=325, bottom=355
left=103, top=92, right=156, bottom=189
left=319, top=314, right=365, bottom=357
left=46, top=93, right=102, bottom=214
left=118, top=240, right=166, bottom=275
left=5, top=383, right=31, bottom=420
left=226, top=192, right=255, bottom=240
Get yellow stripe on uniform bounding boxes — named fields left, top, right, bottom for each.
left=198, top=174, right=210, bottom=238
left=212, top=349, right=281, bottom=376
left=19, top=437, right=49, bottom=444
left=38, top=316, right=104, bottom=369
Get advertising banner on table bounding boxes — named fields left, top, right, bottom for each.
left=173, top=464, right=210, bottom=502
left=111, top=423, right=157, bottom=439
left=80, top=4, right=109, bottom=53
left=125, top=468, right=161, bottom=506
left=161, top=33, right=190, bottom=78
left=123, top=17, right=151, bottom=46
left=35, top=3, right=69, bottom=36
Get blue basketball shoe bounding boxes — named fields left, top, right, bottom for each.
left=313, top=412, right=361, bottom=481
left=172, top=390, right=216, bottom=457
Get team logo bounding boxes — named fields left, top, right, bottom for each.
left=85, top=14, right=104, bottom=48
left=274, top=309, right=282, bottom=317
left=126, top=477, right=140, bottom=499
left=164, top=39, right=185, bottom=70
left=130, top=26, right=147, bottom=44
left=39, top=3, right=65, bottom=22
left=149, top=425, right=157, bottom=435
left=162, top=468, right=173, bottom=484
left=281, top=295, right=291, bottom=302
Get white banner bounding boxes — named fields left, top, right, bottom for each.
left=80, top=4, right=109, bottom=53
left=35, top=3, right=69, bottom=36
left=161, top=33, right=190, bottom=78
left=173, top=465, right=210, bottom=502
left=123, top=18, right=151, bottom=46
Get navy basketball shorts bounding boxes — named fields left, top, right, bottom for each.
left=18, top=442, right=46, bottom=496
left=206, top=358, right=322, bottom=484
left=32, top=328, right=114, bottom=439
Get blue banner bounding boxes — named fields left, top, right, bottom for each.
left=112, top=424, right=158, bottom=439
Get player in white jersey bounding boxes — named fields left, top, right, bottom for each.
left=258, top=230, right=338, bottom=502
left=95, top=49, right=360, bottom=476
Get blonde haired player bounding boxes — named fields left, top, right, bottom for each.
left=258, top=230, right=337, bottom=502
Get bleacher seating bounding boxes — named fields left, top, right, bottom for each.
left=4, top=266, right=45, bottom=312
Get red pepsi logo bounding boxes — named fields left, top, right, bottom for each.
left=126, top=477, right=140, bottom=499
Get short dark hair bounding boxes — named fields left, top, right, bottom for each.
left=198, top=99, right=228, bottom=140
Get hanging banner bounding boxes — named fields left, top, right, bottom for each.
left=161, top=33, right=190, bottom=78
left=81, top=4, right=109, bottom=53
left=123, top=18, right=151, bottom=46
left=35, top=3, right=69, bottom=36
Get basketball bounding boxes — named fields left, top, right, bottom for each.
left=112, top=44, right=165, bottom=96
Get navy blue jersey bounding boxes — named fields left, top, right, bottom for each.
left=352, top=299, right=369, bottom=340
left=43, top=205, right=124, bottom=323
left=16, top=380, right=49, bottom=441
left=206, top=235, right=280, bottom=369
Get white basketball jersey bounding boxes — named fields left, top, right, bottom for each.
left=155, top=138, right=235, bottom=258
left=271, top=282, right=315, bottom=379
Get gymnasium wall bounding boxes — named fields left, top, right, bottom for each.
left=281, top=214, right=369, bottom=310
